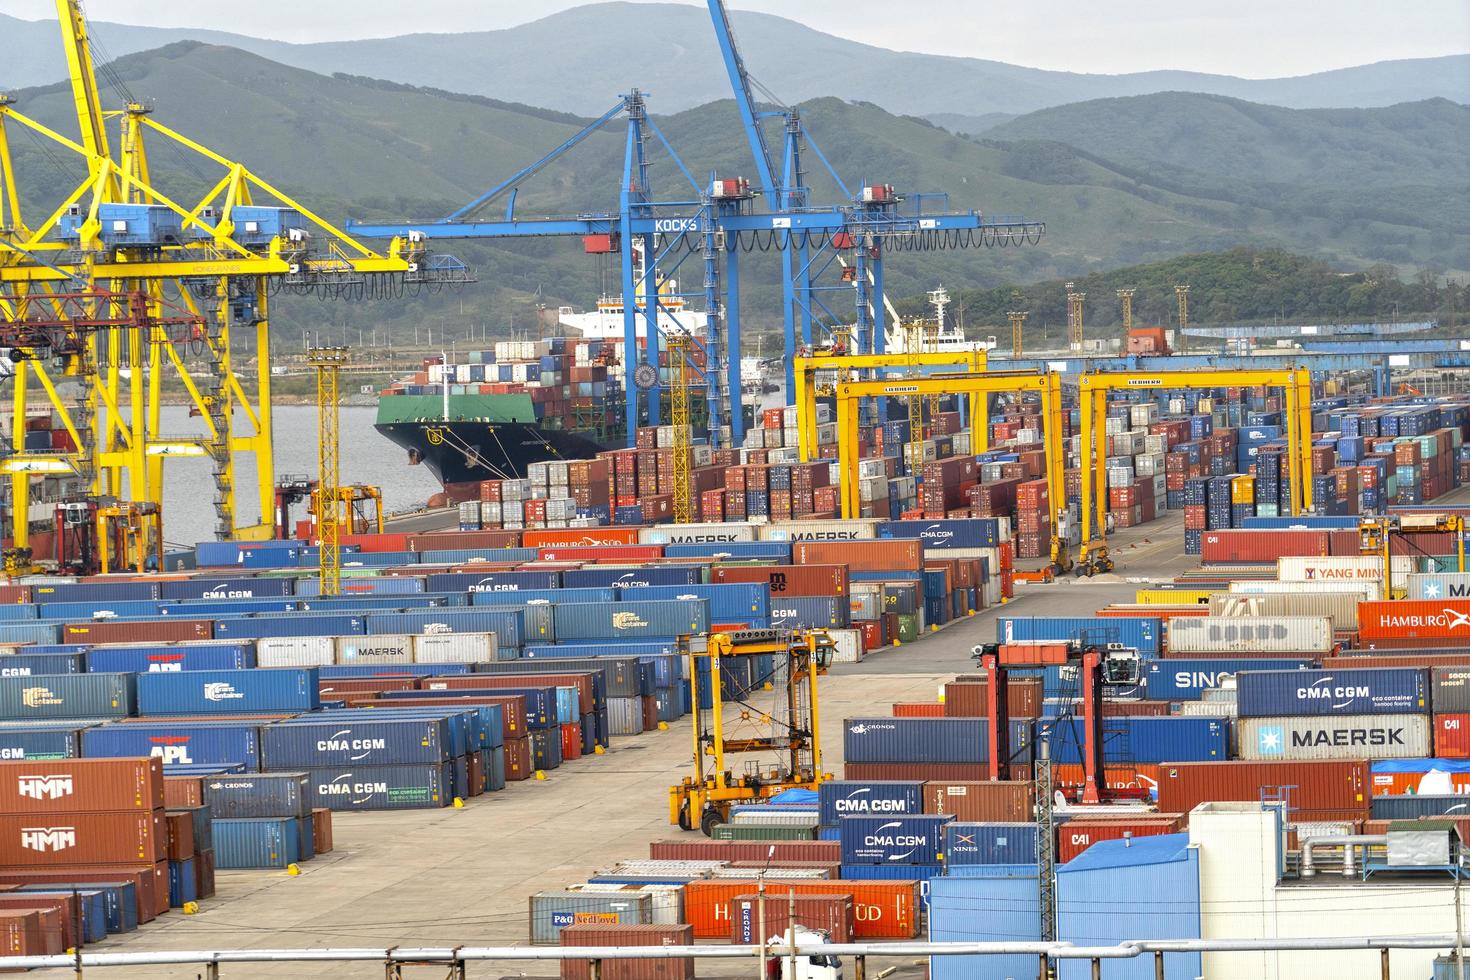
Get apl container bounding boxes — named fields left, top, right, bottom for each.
left=1236, top=714, right=1432, bottom=761
left=817, top=781, right=923, bottom=825
left=83, top=643, right=254, bottom=673
left=82, top=723, right=262, bottom=769
left=304, top=763, right=452, bottom=810
left=1165, top=616, right=1333, bottom=655
left=136, top=669, right=320, bottom=715
left=1236, top=667, right=1429, bottom=717
left=0, top=673, right=135, bottom=720
left=943, top=822, right=1037, bottom=865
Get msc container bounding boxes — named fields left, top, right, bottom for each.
left=944, top=822, right=1037, bottom=865
left=413, top=633, right=498, bottom=663
left=922, top=781, right=1034, bottom=823
left=136, top=668, right=320, bottom=715
left=1145, top=658, right=1310, bottom=700
left=82, top=723, right=261, bottom=769
left=1236, top=667, right=1429, bottom=717
left=256, top=637, right=334, bottom=667
left=0, top=673, right=135, bottom=720
left=1208, top=591, right=1362, bottom=630
left=262, top=718, right=451, bottom=767
left=1165, top=616, right=1333, bottom=655
left=529, top=891, right=654, bottom=945
left=335, top=635, right=414, bottom=666
left=1359, top=600, right=1470, bottom=642
left=843, top=718, right=984, bottom=764
left=212, top=817, right=301, bottom=869
left=680, top=879, right=919, bottom=940
left=0, top=757, right=164, bottom=813
left=1156, top=759, right=1370, bottom=817
left=0, top=810, right=165, bottom=865
left=997, top=616, right=1160, bottom=658
left=1236, top=713, right=1431, bottom=760
left=304, top=763, right=452, bottom=810
left=838, top=813, right=949, bottom=864
left=552, top=600, right=709, bottom=641
left=83, top=643, right=254, bottom=673
left=817, top=781, right=923, bottom=825
left=559, top=923, right=695, bottom=980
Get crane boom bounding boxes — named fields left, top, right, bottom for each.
left=54, top=0, right=110, bottom=161
left=706, top=0, right=778, bottom=199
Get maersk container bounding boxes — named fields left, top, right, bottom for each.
left=1409, top=573, right=1470, bottom=601
left=944, top=822, right=1037, bottom=866
left=262, top=717, right=452, bottom=767
left=528, top=891, right=654, bottom=945
left=305, top=763, right=452, bottom=810
left=136, top=668, right=320, bottom=715
left=1040, top=717, right=1228, bottom=764
left=365, top=610, right=524, bottom=649
left=1145, top=658, right=1310, bottom=700
left=162, top=578, right=294, bottom=600
left=818, top=781, right=923, bottom=825
left=0, top=652, right=84, bottom=676
left=0, top=726, right=80, bottom=760
left=839, top=813, right=950, bottom=864
left=335, top=635, right=413, bottom=666
left=213, top=817, right=301, bottom=869
left=83, top=722, right=261, bottom=769
left=757, top=519, right=883, bottom=542
left=769, top=596, right=849, bottom=630
left=83, top=643, right=254, bottom=673
left=212, top=614, right=366, bottom=639
left=640, top=523, right=758, bottom=545
left=203, top=772, right=309, bottom=818
left=30, top=581, right=160, bottom=602
left=1236, top=713, right=1432, bottom=760
left=1165, top=616, right=1333, bottom=656
left=1237, top=667, right=1429, bottom=718
left=552, top=600, right=709, bottom=641
left=412, top=633, right=498, bottom=663
left=0, top=672, right=135, bottom=720
left=624, top=584, right=769, bottom=621
left=997, top=616, right=1160, bottom=658
left=879, top=519, right=1003, bottom=550
left=469, top=588, right=613, bottom=607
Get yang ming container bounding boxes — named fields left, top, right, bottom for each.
left=1166, top=616, right=1333, bottom=656
left=0, top=673, right=135, bottom=720
left=305, top=763, right=452, bottom=810
left=136, top=668, right=320, bottom=715
left=818, top=781, right=923, bottom=825
left=1236, top=667, right=1428, bottom=717
left=262, top=718, right=452, bottom=767
left=1236, top=714, right=1430, bottom=760
left=839, top=813, right=949, bottom=864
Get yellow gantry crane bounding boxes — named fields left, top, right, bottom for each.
left=1175, top=284, right=1190, bottom=350
left=0, top=1, right=465, bottom=547
left=1117, top=288, right=1135, bottom=332
left=1008, top=310, right=1028, bottom=358
left=307, top=348, right=348, bottom=595
left=668, top=331, right=692, bottom=524
left=1068, top=286, right=1086, bottom=349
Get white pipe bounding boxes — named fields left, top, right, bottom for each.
left=1300, top=834, right=1387, bottom=879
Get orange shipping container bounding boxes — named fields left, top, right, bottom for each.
left=0, top=810, right=167, bottom=866
left=792, top=540, right=921, bottom=572
left=1359, top=600, right=1470, bottom=641
left=0, top=758, right=165, bottom=815
left=680, top=879, right=920, bottom=939
left=522, top=528, right=642, bottom=548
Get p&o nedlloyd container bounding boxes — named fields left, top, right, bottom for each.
left=1236, top=713, right=1431, bottom=761
left=528, top=891, right=654, bottom=945
left=1236, top=667, right=1429, bottom=717
left=1165, top=616, right=1332, bottom=656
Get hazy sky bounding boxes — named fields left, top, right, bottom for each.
left=4, top=0, right=1468, bottom=77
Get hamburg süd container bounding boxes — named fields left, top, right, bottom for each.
left=1235, top=714, right=1431, bottom=761
left=0, top=673, right=135, bottom=721
left=838, top=814, right=950, bottom=864
left=304, top=763, right=452, bottom=810
left=1164, top=616, right=1333, bottom=656
left=136, top=668, right=321, bottom=715
left=0, top=757, right=164, bottom=813
left=1359, top=600, right=1470, bottom=642
left=1236, top=667, right=1428, bottom=717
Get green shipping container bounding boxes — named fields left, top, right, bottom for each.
left=713, top=824, right=817, bottom=841
left=896, top=613, right=921, bottom=644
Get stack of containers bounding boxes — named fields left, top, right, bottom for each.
left=204, top=772, right=320, bottom=869
left=1433, top=667, right=1470, bottom=758
left=838, top=811, right=950, bottom=881
left=1234, top=666, right=1431, bottom=762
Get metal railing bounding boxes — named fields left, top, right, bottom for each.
left=9, top=935, right=1463, bottom=977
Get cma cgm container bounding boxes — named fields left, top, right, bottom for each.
left=161, top=578, right=293, bottom=600
left=997, top=617, right=1160, bottom=658
left=1236, top=667, right=1429, bottom=717
left=1236, top=714, right=1431, bottom=760
left=0, top=727, right=82, bottom=761
left=136, top=669, right=320, bottom=715
left=305, top=763, right=452, bottom=810
left=261, top=718, right=453, bottom=767
left=838, top=814, right=950, bottom=864
left=1165, top=616, right=1333, bottom=656
left=1155, top=759, right=1369, bottom=816
left=0, top=674, right=135, bottom=720
left=0, top=757, right=164, bottom=813
left=817, top=781, right=923, bottom=825
left=879, top=519, right=1003, bottom=550
left=551, top=600, right=709, bottom=641
left=1145, top=658, right=1310, bottom=700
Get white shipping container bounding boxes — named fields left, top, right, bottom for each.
left=480, top=501, right=501, bottom=523
left=1165, top=615, right=1333, bottom=655
left=256, top=636, right=334, bottom=667
left=412, top=632, right=498, bottom=663
left=858, top=476, right=886, bottom=502
left=1144, top=434, right=1168, bottom=455
left=857, top=458, right=889, bottom=479
left=568, top=884, right=684, bottom=926
left=768, top=447, right=799, bottom=464
left=849, top=592, right=881, bottom=620
left=816, top=422, right=838, bottom=446
left=1136, top=453, right=1166, bottom=477
left=1177, top=701, right=1238, bottom=718
left=639, top=523, right=758, bottom=544
left=1236, top=713, right=1430, bottom=761
left=828, top=629, right=865, bottom=664
left=335, top=634, right=414, bottom=665
left=763, top=429, right=784, bottom=448
left=1278, top=555, right=1415, bottom=591
left=1129, top=404, right=1159, bottom=428
left=1109, top=431, right=1145, bottom=456
left=1208, top=591, right=1361, bottom=629
left=758, top=519, right=882, bottom=541
left=1228, top=580, right=1378, bottom=600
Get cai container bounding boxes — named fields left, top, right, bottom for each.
left=202, top=772, right=310, bottom=818
left=1165, top=616, right=1333, bottom=655
left=0, top=810, right=166, bottom=865
left=528, top=891, right=654, bottom=945
left=0, top=757, right=164, bottom=813
left=838, top=813, right=950, bottom=864
left=1236, top=667, right=1429, bottom=718
left=262, top=717, right=452, bottom=767
left=304, top=763, right=452, bottom=810
left=817, top=781, right=923, bottom=825
left=136, top=668, right=321, bottom=715
left=212, top=817, right=301, bottom=869
left=1235, top=713, right=1431, bottom=761
left=0, top=673, right=135, bottom=721
left=943, top=822, right=1037, bottom=865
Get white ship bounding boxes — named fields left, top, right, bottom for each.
left=882, top=287, right=995, bottom=355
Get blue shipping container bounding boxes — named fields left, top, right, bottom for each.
left=562, top=567, right=701, bottom=589
left=84, top=643, right=255, bottom=673
left=997, top=616, right=1160, bottom=658
left=817, top=780, right=923, bottom=826
left=879, top=518, right=1001, bottom=549
left=1040, top=717, right=1228, bottom=764
left=203, top=772, right=309, bottom=817
left=945, top=822, right=1037, bottom=866
left=137, top=669, right=320, bottom=715
left=82, top=723, right=261, bottom=768
left=839, top=813, right=950, bottom=864
left=213, top=817, right=301, bottom=868
left=1236, top=667, right=1429, bottom=717
left=262, top=717, right=453, bottom=766
left=551, top=600, right=709, bottom=641
left=162, top=578, right=294, bottom=600
left=0, top=653, right=84, bottom=676
left=0, top=727, right=80, bottom=760
left=1145, top=658, right=1310, bottom=700
left=304, top=763, right=452, bottom=810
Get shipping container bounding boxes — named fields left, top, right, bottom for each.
left=1144, top=658, right=1309, bottom=700
left=212, top=817, right=301, bottom=869
left=529, top=891, right=654, bottom=945
left=817, top=781, right=923, bottom=826
left=1165, top=616, right=1333, bottom=656
left=63, top=619, right=212, bottom=644
left=304, top=763, right=452, bottom=810
left=83, top=643, right=254, bottom=673
left=1156, top=759, right=1369, bottom=815
left=334, top=635, right=414, bottom=666
left=843, top=718, right=983, bottom=764
left=412, top=633, right=498, bottom=663
left=1236, top=667, right=1428, bottom=717
left=922, top=781, right=1034, bottom=823
left=1236, top=714, right=1431, bottom=760
left=1359, top=600, right=1470, bottom=642
left=0, top=727, right=81, bottom=762
left=1408, top=573, right=1470, bottom=602
left=1208, top=592, right=1362, bottom=630
left=997, top=616, right=1160, bottom=657
left=793, top=540, right=921, bottom=572
left=559, top=923, right=694, bottom=980
left=0, top=757, right=164, bottom=813
left=679, top=879, right=918, bottom=939
left=256, top=637, right=334, bottom=668
left=0, top=809, right=166, bottom=865
left=551, top=601, right=709, bottom=641
left=646, top=839, right=839, bottom=863
left=0, top=673, right=135, bottom=720
left=82, top=723, right=261, bottom=769
left=728, top=894, right=852, bottom=944
left=944, top=822, right=1037, bottom=865
left=262, top=718, right=452, bottom=767
left=136, top=669, right=320, bottom=715
left=838, top=813, right=949, bottom=864
left=203, top=772, right=309, bottom=818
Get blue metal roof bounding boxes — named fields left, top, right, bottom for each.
left=1057, top=832, right=1192, bottom=872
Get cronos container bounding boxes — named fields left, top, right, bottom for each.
left=203, top=773, right=309, bottom=818
left=0, top=673, right=135, bottom=721
left=1237, top=667, right=1428, bottom=717
left=0, top=757, right=164, bottom=813
left=136, top=668, right=320, bottom=715
left=0, top=810, right=165, bottom=865
left=681, top=879, right=919, bottom=939
left=552, top=600, right=709, bottom=641
left=1359, top=600, right=1470, bottom=642
left=843, top=718, right=984, bottom=764
left=839, top=814, right=949, bottom=864
left=1155, top=759, right=1369, bottom=816
left=817, top=781, right=923, bottom=825
left=1165, top=616, right=1333, bottom=655
left=559, top=923, right=695, bottom=980
left=1236, top=714, right=1430, bottom=761
left=304, top=763, right=452, bottom=810
left=529, top=891, right=654, bottom=945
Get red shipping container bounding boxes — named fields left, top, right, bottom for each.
left=312, top=808, right=334, bottom=854
left=1156, top=760, right=1368, bottom=816
left=163, top=775, right=203, bottom=809
left=648, top=840, right=839, bottom=863
left=0, top=898, right=73, bottom=950
left=792, top=540, right=921, bottom=573
left=0, top=586, right=30, bottom=604
left=318, top=677, right=420, bottom=697
left=857, top=619, right=885, bottom=650
left=523, top=528, right=642, bottom=548
left=1436, top=714, right=1470, bottom=758
left=561, top=723, right=584, bottom=762
left=560, top=923, right=694, bottom=980
left=682, top=879, right=919, bottom=940
left=195, top=847, right=216, bottom=899
left=1200, top=529, right=1330, bottom=563
left=0, top=909, right=64, bottom=958
left=466, top=752, right=485, bottom=797
left=0, top=758, right=165, bottom=814
left=164, top=811, right=195, bottom=862
left=1360, top=600, right=1470, bottom=641
left=407, top=530, right=521, bottom=551
left=729, top=893, right=853, bottom=944
left=0, top=863, right=166, bottom=920
left=536, top=545, right=664, bottom=562
left=63, top=619, right=212, bottom=643
left=943, top=680, right=1042, bottom=718
left=892, top=702, right=946, bottom=718
left=922, top=781, right=1034, bottom=822
left=0, top=809, right=166, bottom=866
left=712, top=564, right=849, bottom=597
left=1057, top=816, right=1183, bottom=862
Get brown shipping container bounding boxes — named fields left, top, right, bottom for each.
left=943, top=681, right=1042, bottom=718
left=0, top=862, right=167, bottom=919
left=648, top=840, right=839, bottom=863
left=845, top=763, right=991, bottom=782
left=1155, top=759, right=1369, bottom=816
left=793, top=540, right=922, bottom=572
left=164, top=811, right=195, bottom=862
left=163, top=775, right=203, bottom=809
left=711, top=564, right=849, bottom=597
left=560, top=924, right=694, bottom=980
left=195, top=847, right=216, bottom=900
left=1057, top=816, right=1184, bottom=863
left=63, top=619, right=213, bottom=643
left=1199, top=529, right=1329, bottom=563
left=0, top=809, right=167, bottom=866
left=922, top=781, right=1035, bottom=822
left=0, top=910, right=57, bottom=958
left=0, top=586, right=30, bottom=605
left=0, top=897, right=75, bottom=950
left=317, top=677, right=419, bottom=696
left=504, top=737, right=533, bottom=781
left=407, top=530, right=522, bottom=551
left=0, top=758, right=165, bottom=814
left=312, top=809, right=334, bottom=854
left=730, top=893, right=854, bottom=944
left=681, top=879, right=919, bottom=940
left=423, top=673, right=595, bottom=714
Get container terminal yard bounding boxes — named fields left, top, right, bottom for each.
left=2, top=1, right=1470, bottom=979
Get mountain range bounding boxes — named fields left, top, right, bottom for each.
left=1, top=2, right=1467, bottom=121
